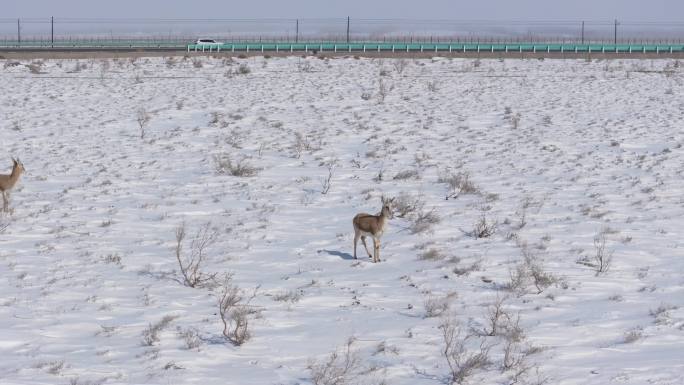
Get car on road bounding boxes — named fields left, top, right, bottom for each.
left=195, top=38, right=223, bottom=46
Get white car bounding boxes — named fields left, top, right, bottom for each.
left=195, top=39, right=222, bottom=46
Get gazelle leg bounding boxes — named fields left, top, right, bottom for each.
left=376, top=238, right=381, bottom=263
left=361, top=236, right=373, bottom=258
left=370, top=237, right=377, bottom=263
left=1, top=191, right=6, bottom=212
left=353, top=231, right=360, bottom=259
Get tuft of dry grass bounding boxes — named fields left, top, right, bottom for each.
left=439, top=171, right=480, bottom=200
left=214, top=153, right=260, bottom=177
left=142, top=315, right=179, bottom=346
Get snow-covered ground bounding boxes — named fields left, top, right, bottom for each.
left=1, top=55, right=683, bottom=385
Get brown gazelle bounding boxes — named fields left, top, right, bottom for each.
left=353, top=196, right=395, bottom=263
left=0, top=158, right=25, bottom=212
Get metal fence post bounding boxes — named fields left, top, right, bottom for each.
left=346, top=16, right=350, bottom=43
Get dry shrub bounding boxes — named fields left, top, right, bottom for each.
left=453, top=260, right=482, bottom=276
left=308, top=337, right=363, bottom=385
left=424, top=292, right=456, bottom=317
left=419, top=248, right=445, bottom=261
left=142, top=315, right=178, bottom=346
left=592, top=228, right=613, bottom=275
left=393, top=59, right=408, bottom=74
left=217, top=277, right=260, bottom=346
left=214, top=153, right=260, bottom=177
left=576, top=227, right=614, bottom=276
left=320, top=159, right=336, bottom=195
left=136, top=107, right=151, bottom=139
left=377, top=78, right=390, bottom=103
left=439, top=171, right=479, bottom=200
left=174, top=222, right=218, bottom=288
left=393, top=169, right=420, bottom=180
left=177, top=327, right=202, bottom=350
left=507, top=242, right=558, bottom=295
left=467, top=214, right=498, bottom=239
left=440, top=318, right=492, bottom=384
left=272, top=289, right=303, bottom=303
left=623, top=326, right=643, bottom=344
left=410, top=208, right=441, bottom=234
left=393, top=192, right=425, bottom=219
left=237, top=64, right=251, bottom=74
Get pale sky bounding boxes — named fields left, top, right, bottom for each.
left=3, top=0, right=680, bottom=21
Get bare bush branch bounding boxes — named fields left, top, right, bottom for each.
left=440, top=318, right=492, bottom=384
left=177, top=327, right=202, bottom=350
left=393, top=59, right=408, bottom=74
left=593, top=228, right=613, bottom=276
left=293, top=132, right=312, bottom=158
left=506, top=242, right=558, bottom=295
left=308, top=337, right=363, bottom=385
left=575, top=227, right=615, bottom=276
left=174, top=222, right=218, bottom=288
left=482, top=295, right=509, bottom=337
left=136, top=107, right=151, bottom=139
left=377, top=78, right=389, bottom=103
left=502, top=338, right=533, bottom=383
left=320, top=159, right=337, bottom=195
left=218, top=277, right=260, bottom=346
left=467, top=214, right=498, bottom=239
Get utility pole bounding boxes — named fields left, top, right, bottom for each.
left=614, top=19, right=618, bottom=44
left=346, top=16, right=350, bottom=43
left=581, top=21, right=584, bottom=44
left=17, top=18, right=20, bottom=46
left=51, top=16, right=54, bottom=48
left=295, top=19, right=299, bottom=43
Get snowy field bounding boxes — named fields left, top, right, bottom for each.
left=1, top=55, right=684, bottom=385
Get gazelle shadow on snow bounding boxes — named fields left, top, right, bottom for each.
left=318, top=249, right=355, bottom=260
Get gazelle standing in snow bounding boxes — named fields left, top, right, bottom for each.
left=353, top=196, right=395, bottom=263
left=0, top=158, right=25, bottom=212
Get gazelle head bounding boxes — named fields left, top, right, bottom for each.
left=381, top=196, right=395, bottom=219
left=12, top=157, right=25, bottom=175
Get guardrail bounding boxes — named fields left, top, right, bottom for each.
left=2, top=40, right=683, bottom=54
left=188, top=42, right=684, bottom=54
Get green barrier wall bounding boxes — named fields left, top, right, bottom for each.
left=186, top=42, right=684, bottom=54
left=2, top=39, right=683, bottom=54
